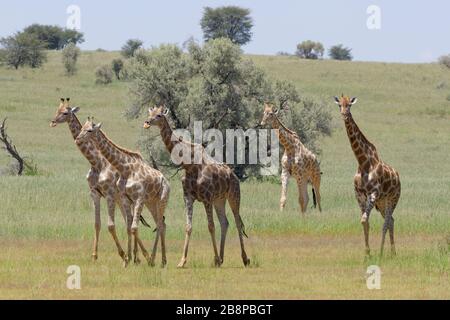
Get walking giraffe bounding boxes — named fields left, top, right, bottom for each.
left=334, top=95, right=401, bottom=257
left=143, top=106, right=250, bottom=268
left=50, top=98, right=135, bottom=265
left=76, top=118, right=170, bottom=267
left=260, top=103, right=322, bottom=215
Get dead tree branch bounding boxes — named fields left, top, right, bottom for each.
left=0, top=118, right=25, bottom=175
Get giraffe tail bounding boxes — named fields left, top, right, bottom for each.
left=312, top=187, right=317, bottom=209
left=140, top=215, right=152, bottom=229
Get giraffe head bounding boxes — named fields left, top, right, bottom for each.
left=75, top=118, right=102, bottom=144
left=260, top=103, right=279, bottom=126
left=50, top=98, right=80, bottom=128
left=143, top=105, right=169, bottom=129
left=334, top=95, right=358, bottom=117
left=50, top=98, right=80, bottom=127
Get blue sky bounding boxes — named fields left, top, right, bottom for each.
left=1, top=0, right=449, bottom=62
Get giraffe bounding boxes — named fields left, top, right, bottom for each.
left=143, top=106, right=250, bottom=268
left=334, top=95, right=401, bottom=257
left=75, top=118, right=170, bottom=267
left=260, top=103, right=322, bottom=215
left=50, top=98, right=136, bottom=265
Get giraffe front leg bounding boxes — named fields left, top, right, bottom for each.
left=280, top=167, right=290, bottom=211
left=90, top=190, right=101, bottom=261
left=389, top=216, right=396, bottom=256
left=380, top=208, right=394, bottom=258
left=361, top=193, right=377, bottom=258
left=131, top=199, right=150, bottom=265
left=297, top=180, right=309, bottom=216
left=178, top=195, right=194, bottom=268
left=106, top=193, right=126, bottom=262
left=205, top=203, right=221, bottom=267
left=214, top=199, right=228, bottom=265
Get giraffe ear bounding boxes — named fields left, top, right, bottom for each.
left=163, top=108, right=169, bottom=116
left=273, top=108, right=279, bottom=115
left=334, top=96, right=340, bottom=105
left=350, top=97, right=358, bottom=105
left=94, top=122, right=102, bottom=130
left=71, top=107, right=80, bottom=113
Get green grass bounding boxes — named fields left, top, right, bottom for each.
left=0, top=51, right=449, bottom=299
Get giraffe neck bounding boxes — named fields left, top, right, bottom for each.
left=159, top=118, right=179, bottom=154
left=271, top=117, right=301, bottom=153
left=93, top=130, right=142, bottom=175
left=158, top=118, right=201, bottom=169
left=343, top=113, right=379, bottom=168
left=69, top=115, right=102, bottom=168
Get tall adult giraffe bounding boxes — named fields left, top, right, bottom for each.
left=143, top=106, right=250, bottom=268
left=50, top=98, right=133, bottom=265
left=334, top=95, right=401, bottom=257
left=76, top=118, right=170, bottom=267
left=260, top=103, right=322, bottom=215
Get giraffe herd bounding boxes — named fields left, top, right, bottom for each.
left=50, top=94, right=400, bottom=267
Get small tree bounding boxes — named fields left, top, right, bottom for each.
left=0, top=32, right=46, bottom=69
left=23, top=24, right=84, bottom=50
left=329, top=44, right=353, bottom=61
left=111, top=58, right=124, bottom=80
left=200, top=6, right=253, bottom=46
left=95, top=65, right=113, bottom=85
left=295, top=40, right=324, bottom=60
left=438, top=55, right=450, bottom=69
left=62, top=43, right=80, bottom=75
left=121, top=39, right=143, bottom=58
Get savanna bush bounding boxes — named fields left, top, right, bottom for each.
left=95, top=65, right=113, bottom=85
left=62, top=43, right=80, bottom=76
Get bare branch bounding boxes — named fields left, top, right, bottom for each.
left=0, top=118, right=24, bottom=175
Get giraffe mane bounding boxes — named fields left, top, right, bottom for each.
left=98, top=130, right=143, bottom=160
left=275, top=115, right=299, bottom=138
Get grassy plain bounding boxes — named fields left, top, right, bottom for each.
left=0, top=51, right=449, bottom=299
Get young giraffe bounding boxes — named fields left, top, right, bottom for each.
left=76, top=118, right=170, bottom=267
left=50, top=98, right=133, bottom=265
left=334, top=95, right=401, bottom=257
left=260, top=103, right=322, bottom=215
left=143, top=106, right=250, bottom=268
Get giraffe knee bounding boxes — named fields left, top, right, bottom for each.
left=185, top=224, right=192, bottom=235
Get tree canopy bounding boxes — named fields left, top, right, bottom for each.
left=329, top=44, right=353, bottom=61
left=0, top=32, right=47, bottom=69
left=295, top=40, right=324, bottom=60
left=200, top=6, right=253, bottom=46
left=121, top=39, right=144, bottom=58
left=23, top=24, right=84, bottom=50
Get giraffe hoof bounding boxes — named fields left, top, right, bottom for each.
left=123, top=259, right=129, bottom=268
left=177, top=260, right=186, bottom=268
left=214, top=257, right=222, bottom=267
left=161, top=260, right=167, bottom=268
left=91, top=254, right=98, bottom=261
left=134, top=257, right=141, bottom=265
left=148, top=259, right=155, bottom=267
left=243, top=258, right=250, bottom=267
